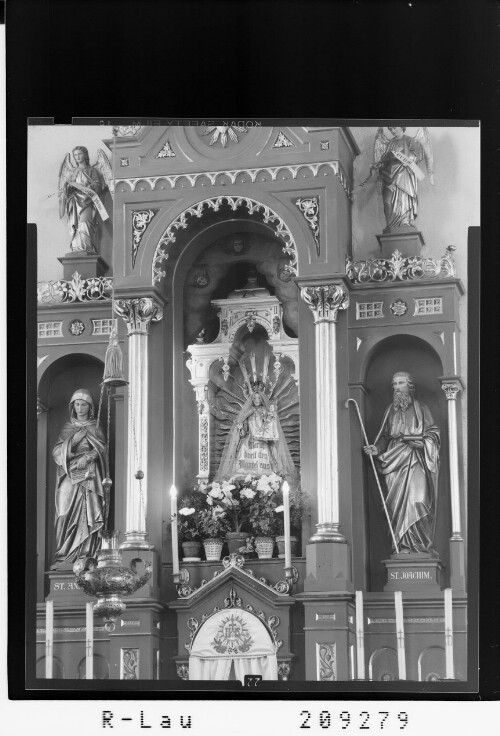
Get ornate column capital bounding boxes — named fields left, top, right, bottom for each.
left=440, top=377, right=464, bottom=401
left=300, top=283, right=349, bottom=323
left=114, top=297, right=163, bottom=335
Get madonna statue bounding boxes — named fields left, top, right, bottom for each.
left=214, top=352, right=298, bottom=482
left=52, top=388, right=107, bottom=566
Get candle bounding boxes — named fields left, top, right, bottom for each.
left=86, top=601, right=94, bottom=680
left=45, top=599, right=53, bottom=679
left=355, top=590, right=365, bottom=679
left=170, top=484, right=179, bottom=576
left=283, top=480, right=292, bottom=573
left=394, top=591, right=406, bottom=680
left=444, top=588, right=455, bottom=679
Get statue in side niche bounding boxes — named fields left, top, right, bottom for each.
left=52, top=389, right=107, bottom=566
left=363, top=372, right=440, bottom=554
left=370, top=127, right=434, bottom=230
left=58, top=146, right=113, bottom=253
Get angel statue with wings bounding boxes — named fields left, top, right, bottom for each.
left=213, top=350, right=298, bottom=483
left=59, top=146, right=113, bottom=253
left=369, top=127, right=434, bottom=230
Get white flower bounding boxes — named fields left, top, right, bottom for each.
left=275, top=505, right=284, bottom=513
left=240, top=488, right=256, bottom=500
left=244, top=474, right=253, bottom=484
left=209, top=486, right=224, bottom=499
left=178, top=507, right=195, bottom=516
left=256, top=476, right=271, bottom=491
left=206, top=495, right=213, bottom=506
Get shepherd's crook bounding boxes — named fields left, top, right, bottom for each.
left=346, top=398, right=399, bottom=553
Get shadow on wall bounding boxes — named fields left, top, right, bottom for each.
left=364, top=335, right=450, bottom=592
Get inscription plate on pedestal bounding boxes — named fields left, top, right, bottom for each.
left=382, top=554, right=443, bottom=592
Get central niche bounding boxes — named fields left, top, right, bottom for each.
left=184, top=232, right=300, bottom=484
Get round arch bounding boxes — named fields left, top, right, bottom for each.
left=151, top=195, right=301, bottom=286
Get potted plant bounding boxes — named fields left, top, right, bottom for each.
left=199, top=476, right=260, bottom=553
left=247, top=474, right=283, bottom=559
left=198, top=505, right=231, bottom=561
left=178, top=489, right=205, bottom=561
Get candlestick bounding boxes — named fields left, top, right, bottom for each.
left=282, top=481, right=292, bottom=577
left=444, top=588, right=455, bottom=679
left=355, top=590, right=365, bottom=679
left=394, top=591, right=406, bottom=680
left=170, top=484, right=179, bottom=576
left=45, top=599, right=53, bottom=679
left=86, top=601, right=94, bottom=680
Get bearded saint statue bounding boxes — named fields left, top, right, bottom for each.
left=364, top=372, right=440, bottom=554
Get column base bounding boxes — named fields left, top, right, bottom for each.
left=309, top=522, right=347, bottom=544
left=120, top=531, right=154, bottom=551
left=376, top=227, right=425, bottom=258
left=383, top=551, right=443, bottom=593
left=304, top=540, right=353, bottom=593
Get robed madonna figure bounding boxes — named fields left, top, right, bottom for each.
left=364, top=372, right=440, bottom=554
left=214, top=353, right=298, bottom=482
left=52, top=389, right=107, bottom=566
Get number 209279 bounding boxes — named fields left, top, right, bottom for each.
left=299, top=711, right=409, bottom=731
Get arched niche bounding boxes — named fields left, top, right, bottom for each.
left=417, top=645, right=446, bottom=681
left=363, top=334, right=450, bottom=592
left=36, top=655, right=64, bottom=679
left=368, top=646, right=398, bottom=681
left=37, top=353, right=115, bottom=573
left=175, top=225, right=299, bottom=493
left=77, top=654, right=110, bottom=679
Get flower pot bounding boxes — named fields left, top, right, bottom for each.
left=181, top=540, right=202, bottom=561
left=255, top=536, right=275, bottom=559
left=276, top=535, right=300, bottom=559
left=226, top=531, right=249, bottom=555
left=203, top=538, right=224, bottom=561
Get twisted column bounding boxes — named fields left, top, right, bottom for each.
left=301, top=283, right=349, bottom=542
left=115, top=297, right=163, bottom=548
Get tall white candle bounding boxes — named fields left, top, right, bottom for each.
left=394, top=591, right=406, bottom=680
left=444, top=588, right=455, bottom=679
left=355, top=590, right=365, bottom=679
left=170, top=484, right=179, bottom=575
left=282, top=481, right=292, bottom=573
left=45, top=599, right=53, bottom=679
left=86, top=601, right=94, bottom=680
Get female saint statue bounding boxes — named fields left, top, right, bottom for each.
left=52, top=389, right=107, bottom=566
left=214, top=352, right=298, bottom=482
left=58, top=146, right=113, bottom=253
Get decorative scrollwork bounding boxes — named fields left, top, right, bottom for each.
left=224, top=586, right=243, bottom=608
left=345, top=246, right=457, bottom=284
left=222, top=554, right=245, bottom=569
left=113, top=125, right=143, bottom=137
left=152, top=195, right=298, bottom=284
left=176, top=663, right=189, bottom=680
left=296, top=196, right=320, bottom=256
left=132, top=209, right=158, bottom=268
left=37, top=271, right=113, bottom=304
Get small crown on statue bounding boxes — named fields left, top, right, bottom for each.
left=249, top=378, right=266, bottom=393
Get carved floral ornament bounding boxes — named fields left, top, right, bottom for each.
left=441, top=381, right=462, bottom=400
left=295, top=196, right=320, bottom=256
left=152, top=196, right=299, bottom=285
left=345, top=247, right=456, bottom=285
left=301, top=284, right=349, bottom=323
left=114, top=297, right=163, bottom=335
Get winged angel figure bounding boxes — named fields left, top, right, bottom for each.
left=59, top=146, right=113, bottom=253
left=212, top=350, right=299, bottom=483
left=369, top=127, right=434, bottom=230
